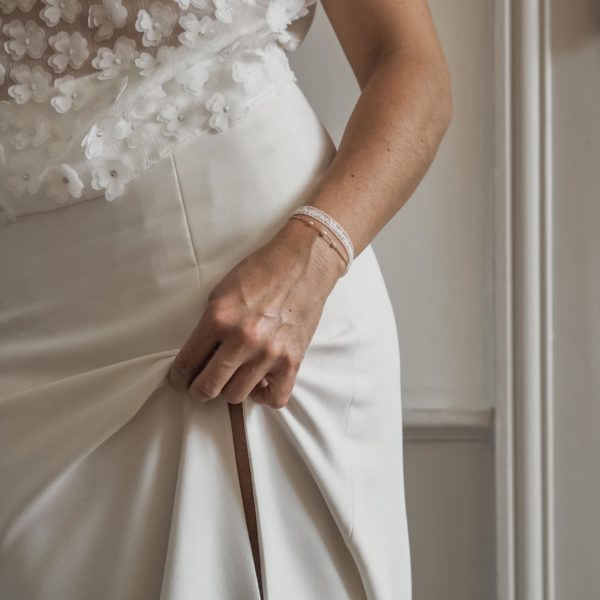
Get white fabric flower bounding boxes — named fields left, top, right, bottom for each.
left=92, top=36, right=137, bottom=79
left=213, top=0, right=242, bottom=24
left=88, top=0, right=128, bottom=41
left=134, top=45, right=175, bottom=76
left=265, top=0, right=305, bottom=32
left=8, top=64, right=53, bottom=104
left=231, top=59, right=264, bottom=95
left=81, top=115, right=119, bottom=158
left=40, top=0, right=83, bottom=27
left=176, top=61, right=209, bottom=96
left=50, top=75, right=93, bottom=113
left=41, top=163, right=84, bottom=203
left=113, top=114, right=149, bottom=149
left=157, top=94, right=204, bottom=138
left=178, top=14, right=217, bottom=48
left=4, top=154, right=42, bottom=196
left=205, top=91, right=247, bottom=132
left=91, top=158, right=133, bottom=201
left=255, top=40, right=294, bottom=84
left=9, top=112, right=51, bottom=149
left=48, top=31, right=89, bottom=73
left=0, top=0, right=36, bottom=15
left=3, top=19, right=47, bottom=60
left=173, top=0, right=208, bottom=9
left=135, top=1, right=177, bottom=48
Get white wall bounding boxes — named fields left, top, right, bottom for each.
left=551, top=0, right=600, bottom=596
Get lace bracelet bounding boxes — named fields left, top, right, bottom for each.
left=289, top=205, right=354, bottom=277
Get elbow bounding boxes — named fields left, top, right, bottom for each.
left=420, top=59, right=453, bottom=164
left=430, top=59, right=454, bottom=142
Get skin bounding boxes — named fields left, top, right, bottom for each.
left=167, top=0, right=453, bottom=408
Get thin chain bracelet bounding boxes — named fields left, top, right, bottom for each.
left=288, top=214, right=350, bottom=275
left=290, top=205, right=354, bottom=276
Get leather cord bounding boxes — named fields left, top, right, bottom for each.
left=228, top=401, right=264, bottom=599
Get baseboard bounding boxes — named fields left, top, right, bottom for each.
left=403, top=407, right=495, bottom=441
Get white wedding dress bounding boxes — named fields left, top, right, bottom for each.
left=0, top=1, right=412, bottom=598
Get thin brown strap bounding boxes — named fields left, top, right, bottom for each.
left=228, top=401, right=264, bottom=599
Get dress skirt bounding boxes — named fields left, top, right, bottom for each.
left=0, top=79, right=412, bottom=600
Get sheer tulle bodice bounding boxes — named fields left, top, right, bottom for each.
left=0, top=0, right=316, bottom=223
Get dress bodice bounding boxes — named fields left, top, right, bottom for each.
left=0, top=0, right=316, bottom=224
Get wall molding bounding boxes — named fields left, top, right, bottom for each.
left=494, top=0, right=555, bottom=599
left=403, top=408, right=494, bottom=441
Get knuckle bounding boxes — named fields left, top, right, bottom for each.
left=236, top=324, right=261, bottom=347
left=173, top=355, right=195, bottom=376
left=263, top=339, right=282, bottom=360
left=206, top=301, right=231, bottom=331
left=281, top=350, right=302, bottom=371
left=209, top=309, right=231, bottom=332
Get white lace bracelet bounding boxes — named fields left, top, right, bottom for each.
left=289, top=205, right=354, bottom=276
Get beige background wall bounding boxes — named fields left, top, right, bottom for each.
left=551, top=0, right=600, bottom=597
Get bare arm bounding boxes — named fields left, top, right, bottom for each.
left=280, top=0, right=453, bottom=258
left=168, top=0, right=453, bottom=407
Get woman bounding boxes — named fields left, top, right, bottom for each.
left=0, top=0, right=451, bottom=598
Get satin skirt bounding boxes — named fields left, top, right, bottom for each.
left=0, top=80, right=411, bottom=600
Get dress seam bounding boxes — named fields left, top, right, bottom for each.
left=168, top=153, right=203, bottom=289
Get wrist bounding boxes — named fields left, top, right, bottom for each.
left=273, top=216, right=347, bottom=284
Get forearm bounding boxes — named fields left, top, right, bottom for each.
left=279, top=47, right=453, bottom=260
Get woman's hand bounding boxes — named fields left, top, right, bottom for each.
left=167, top=217, right=347, bottom=409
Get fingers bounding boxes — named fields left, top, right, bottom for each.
left=168, top=309, right=221, bottom=390
left=220, top=355, right=274, bottom=405
left=250, top=362, right=299, bottom=409
left=168, top=297, right=304, bottom=409
left=187, top=335, right=256, bottom=402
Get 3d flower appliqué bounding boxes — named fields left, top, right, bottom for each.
left=9, top=111, right=51, bottom=149
left=205, top=91, right=247, bottom=132
left=48, top=31, right=90, bottom=73
left=176, top=61, right=210, bottom=96
left=0, top=0, right=36, bottom=14
left=81, top=115, right=120, bottom=158
left=7, top=64, right=53, bottom=103
left=92, top=36, right=137, bottom=79
left=42, top=163, right=84, bottom=202
left=88, top=0, right=128, bottom=41
left=135, top=1, right=177, bottom=48
left=91, top=158, right=133, bottom=201
left=134, top=45, right=176, bottom=76
left=178, top=14, right=218, bottom=48
left=3, top=19, right=47, bottom=60
left=4, top=154, right=43, bottom=196
left=157, top=93, right=204, bottom=139
left=51, top=75, right=93, bottom=113
left=40, top=0, right=83, bottom=27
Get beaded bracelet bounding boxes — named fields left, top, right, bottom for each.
left=289, top=205, right=354, bottom=276
left=288, top=214, right=349, bottom=274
